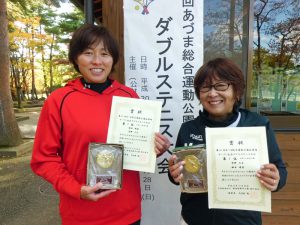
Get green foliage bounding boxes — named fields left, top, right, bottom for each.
left=58, top=10, right=85, bottom=43
left=8, top=0, right=84, bottom=102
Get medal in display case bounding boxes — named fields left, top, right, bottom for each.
left=87, top=143, right=123, bottom=190
left=173, top=145, right=207, bottom=193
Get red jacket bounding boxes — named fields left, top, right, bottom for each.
left=31, top=78, right=141, bottom=225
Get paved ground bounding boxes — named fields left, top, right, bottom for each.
left=17, top=110, right=39, bottom=139
left=0, top=108, right=61, bottom=225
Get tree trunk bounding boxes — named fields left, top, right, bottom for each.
left=30, top=25, right=38, bottom=100
left=40, top=23, right=49, bottom=97
left=0, top=0, right=22, bottom=146
left=229, top=0, right=235, bottom=55
left=11, top=61, right=22, bottom=108
left=49, top=33, right=54, bottom=92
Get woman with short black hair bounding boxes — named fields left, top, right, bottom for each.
left=31, top=24, right=170, bottom=225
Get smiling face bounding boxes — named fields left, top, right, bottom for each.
left=199, top=77, right=236, bottom=121
left=194, top=58, right=245, bottom=121
left=68, top=24, right=119, bottom=81
left=76, top=42, right=113, bottom=83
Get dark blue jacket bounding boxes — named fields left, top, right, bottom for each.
left=169, top=108, right=287, bottom=225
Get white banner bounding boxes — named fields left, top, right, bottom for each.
left=124, top=1, right=203, bottom=224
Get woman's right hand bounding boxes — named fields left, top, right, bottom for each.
left=168, top=155, right=185, bottom=183
left=80, top=182, right=116, bottom=201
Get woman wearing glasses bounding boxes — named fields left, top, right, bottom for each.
left=168, top=58, right=287, bottom=225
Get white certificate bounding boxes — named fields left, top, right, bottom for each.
left=107, top=96, right=162, bottom=173
left=206, top=127, right=271, bottom=212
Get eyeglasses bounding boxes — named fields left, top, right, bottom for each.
left=199, top=82, right=231, bottom=93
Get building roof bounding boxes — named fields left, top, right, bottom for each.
left=70, top=0, right=103, bottom=23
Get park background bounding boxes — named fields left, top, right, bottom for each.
left=0, top=0, right=300, bottom=224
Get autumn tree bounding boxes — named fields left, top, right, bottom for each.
left=0, top=0, right=81, bottom=146
left=39, top=6, right=84, bottom=92
left=204, top=0, right=245, bottom=62
left=268, top=15, right=300, bottom=69
left=9, top=16, right=47, bottom=104
left=253, top=0, right=300, bottom=108
left=268, top=12, right=300, bottom=106
left=253, top=0, right=286, bottom=71
left=0, top=0, right=22, bottom=146
left=8, top=1, right=84, bottom=103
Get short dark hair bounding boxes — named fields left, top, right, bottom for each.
left=194, top=57, right=245, bottom=103
left=68, top=24, right=119, bottom=73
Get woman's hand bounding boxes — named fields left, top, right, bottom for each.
left=168, top=155, right=185, bottom=183
left=256, top=163, right=280, bottom=191
left=80, top=182, right=116, bottom=201
left=154, top=132, right=171, bottom=156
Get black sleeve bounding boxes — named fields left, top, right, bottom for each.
left=266, top=121, right=288, bottom=191
left=168, top=124, right=185, bottom=186
left=168, top=170, right=179, bottom=185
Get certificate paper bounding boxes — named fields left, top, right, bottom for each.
left=107, top=96, right=162, bottom=173
left=206, top=127, right=271, bottom=212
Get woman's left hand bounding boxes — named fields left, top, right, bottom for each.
left=256, top=163, right=280, bottom=191
left=154, top=132, right=170, bottom=156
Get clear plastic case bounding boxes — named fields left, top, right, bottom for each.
left=87, top=143, right=123, bottom=190
left=173, top=145, right=207, bottom=193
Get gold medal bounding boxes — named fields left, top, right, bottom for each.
left=184, top=155, right=201, bottom=173
left=96, top=150, right=114, bottom=168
